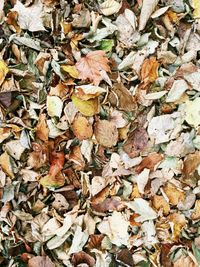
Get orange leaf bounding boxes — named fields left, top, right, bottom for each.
left=72, top=116, right=93, bottom=140
left=36, top=113, right=49, bottom=142
left=135, top=152, right=163, bottom=173
left=140, top=57, right=159, bottom=88
left=76, top=50, right=110, bottom=85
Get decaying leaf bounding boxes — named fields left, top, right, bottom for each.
left=94, top=120, right=118, bottom=147
left=76, top=50, right=110, bottom=85
left=28, top=256, right=55, bottom=267
left=140, top=57, right=159, bottom=88
left=191, top=200, right=200, bottom=221
left=185, top=98, right=200, bottom=128
left=139, top=0, right=159, bottom=31
left=36, top=113, right=49, bottom=142
left=47, top=96, right=63, bottom=118
left=152, top=195, right=170, bottom=215
left=0, top=152, right=14, bottom=178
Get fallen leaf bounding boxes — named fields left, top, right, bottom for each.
left=61, top=65, right=79, bottom=78
left=72, top=116, right=93, bottom=140
left=71, top=94, right=100, bottom=116
left=135, top=168, right=150, bottom=194
left=183, top=152, right=200, bottom=181
left=185, top=98, right=200, bottom=128
left=0, top=60, right=9, bottom=86
left=152, top=195, right=170, bottom=215
left=76, top=50, right=110, bottom=85
left=12, top=0, right=45, bottom=32
left=75, top=85, right=106, bottom=100
left=100, top=0, right=122, bottom=16
left=94, top=120, right=118, bottom=148
left=135, top=152, right=163, bottom=173
left=28, top=256, right=55, bottom=267
left=5, top=140, right=25, bottom=160
left=191, top=200, right=200, bottom=220
left=166, top=79, right=188, bottom=103
left=192, top=0, right=200, bottom=18
left=47, top=95, right=63, bottom=118
left=140, top=57, right=159, bottom=88
left=71, top=251, right=95, bottom=267
left=123, top=128, right=148, bottom=158
left=163, top=183, right=185, bottom=206
left=36, top=113, right=49, bottom=142
left=173, top=255, right=198, bottom=267
left=0, top=152, right=14, bottom=178
left=139, top=0, right=159, bottom=31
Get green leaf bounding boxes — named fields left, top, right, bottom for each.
left=192, top=242, right=200, bottom=264
left=99, top=39, right=114, bottom=52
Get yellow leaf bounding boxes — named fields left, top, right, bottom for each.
left=61, top=65, right=79, bottom=78
left=192, top=0, right=200, bottom=18
left=40, top=173, right=65, bottom=188
left=0, top=60, right=9, bottom=86
left=71, top=94, right=100, bottom=116
left=72, top=116, right=93, bottom=140
left=0, top=152, right=14, bottom=178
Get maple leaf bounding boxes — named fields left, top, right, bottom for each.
left=76, top=50, right=110, bottom=85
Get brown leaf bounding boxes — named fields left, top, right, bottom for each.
left=28, top=256, right=55, bottom=267
left=109, top=83, right=137, bottom=111
left=87, top=234, right=104, bottom=249
left=92, top=197, right=124, bottom=213
left=116, top=249, right=134, bottom=267
left=123, top=127, right=148, bottom=158
left=140, top=57, right=159, bottom=89
left=152, top=195, right=170, bottom=216
left=94, top=120, right=118, bottom=148
left=191, top=199, right=200, bottom=220
left=68, top=145, right=85, bottom=170
left=36, top=114, right=49, bottom=142
left=72, top=116, right=93, bottom=140
left=183, top=152, right=200, bottom=181
left=71, top=251, right=95, bottom=267
left=173, top=255, right=198, bottom=267
left=163, top=183, right=185, bottom=206
left=135, top=152, right=163, bottom=173
left=76, top=50, right=110, bottom=85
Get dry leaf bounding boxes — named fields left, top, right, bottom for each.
left=28, top=256, right=55, bottom=267
left=135, top=152, right=163, bottom=173
left=94, top=120, right=118, bottom=148
left=123, top=128, right=148, bottom=158
left=71, top=251, right=95, bottom=267
left=12, top=0, right=45, bottom=32
left=76, top=50, right=110, bottom=85
left=75, top=85, right=106, bottom=100
left=163, top=183, right=185, bottom=206
left=0, top=152, right=14, bottom=178
left=140, top=57, right=159, bottom=88
left=72, top=116, right=93, bottom=140
left=100, top=0, right=122, bottom=16
left=139, top=0, right=159, bottom=31
left=192, top=0, right=200, bottom=18
left=173, top=255, right=198, bottom=267
left=152, top=195, right=170, bottom=215
left=61, top=65, right=79, bottom=78
left=0, top=60, right=9, bottom=86
left=71, top=94, right=100, bottom=116
left=36, top=113, right=49, bottom=142
left=191, top=200, right=200, bottom=220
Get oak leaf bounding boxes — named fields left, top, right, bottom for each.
left=76, top=50, right=110, bottom=85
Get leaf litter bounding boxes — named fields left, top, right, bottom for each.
left=0, top=0, right=200, bottom=266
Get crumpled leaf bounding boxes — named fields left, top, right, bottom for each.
left=100, top=0, right=122, bottom=16
left=71, top=94, right=100, bottom=116
left=163, top=182, right=185, bottom=205
left=166, top=79, right=188, bottom=103
left=173, top=255, right=197, bottom=267
left=94, top=120, right=118, bottom=147
left=97, top=211, right=129, bottom=246
left=140, top=57, right=159, bottom=88
left=127, top=198, right=157, bottom=222
left=47, top=96, right=63, bottom=118
left=72, top=116, right=93, bottom=140
left=75, top=85, right=106, bottom=100
left=152, top=195, right=170, bottom=215
left=68, top=226, right=89, bottom=255
left=139, top=0, right=159, bottom=31
left=12, top=0, right=45, bottom=32
left=28, top=256, right=55, bottom=267
left=76, top=50, right=110, bottom=85
left=135, top=152, right=163, bottom=173
left=71, top=251, right=95, bottom=267
left=191, top=200, right=200, bottom=220
left=0, top=60, right=9, bottom=86
left=123, top=128, right=148, bottom=158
